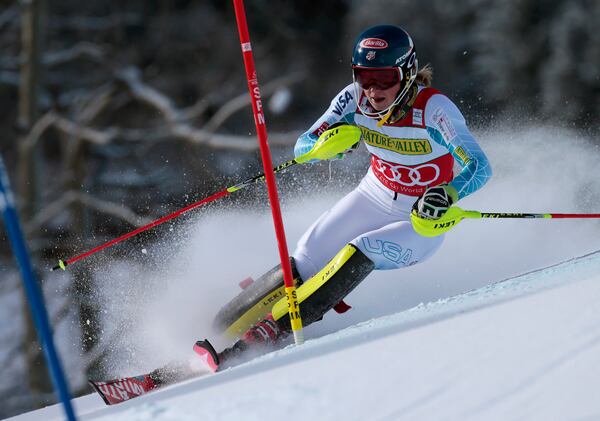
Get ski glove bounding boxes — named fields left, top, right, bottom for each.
left=412, top=184, right=459, bottom=220
left=306, top=122, right=362, bottom=161
left=323, top=122, right=361, bottom=160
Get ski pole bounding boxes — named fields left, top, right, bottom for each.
left=411, top=206, right=600, bottom=237
left=51, top=159, right=298, bottom=271
left=50, top=125, right=361, bottom=273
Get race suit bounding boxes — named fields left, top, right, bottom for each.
left=292, top=83, right=492, bottom=281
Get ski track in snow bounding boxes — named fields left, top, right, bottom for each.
left=10, top=249, right=600, bottom=421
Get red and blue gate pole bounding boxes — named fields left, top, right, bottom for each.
left=232, top=0, right=304, bottom=344
left=0, top=156, right=77, bottom=421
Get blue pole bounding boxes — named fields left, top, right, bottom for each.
left=0, top=156, right=77, bottom=420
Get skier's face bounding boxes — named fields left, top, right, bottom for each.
left=353, top=67, right=401, bottom=111
left=363, top=82, right=401, bottom=111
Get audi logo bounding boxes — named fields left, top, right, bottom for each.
left=374, top=159, right=440, bottom=186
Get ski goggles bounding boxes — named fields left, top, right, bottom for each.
left=353, top=66, right=401, bottom=90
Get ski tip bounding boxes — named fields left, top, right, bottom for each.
left=88, top=380, right=112, bottom=406
left=88, top=375, right=157, bottom=406
left=193, top=340, right=220, bottom=373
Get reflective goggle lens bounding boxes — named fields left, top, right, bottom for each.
left=354, top=67, right=400, bottom=90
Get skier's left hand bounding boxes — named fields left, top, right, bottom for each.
left=412, top=184, right=459, bottom=220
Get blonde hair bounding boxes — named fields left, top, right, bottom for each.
left=416, top=63, right=433, bottom=87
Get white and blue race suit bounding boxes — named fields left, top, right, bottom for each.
left=292, top=83, right=492, bottom=280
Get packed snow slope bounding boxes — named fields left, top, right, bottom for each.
left=10, top=249, right=600, bottom=421
left=6, top=125, right=600, bottom=420
left=72, top=124, right=600, bottom=373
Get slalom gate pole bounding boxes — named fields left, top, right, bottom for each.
left=411, top=206, right=600, bottom=237
left=0, top=157, right=77, bottom=421
left=232, top=0, right=304, bottom=345
left=51, top=159, right=299, bottom=271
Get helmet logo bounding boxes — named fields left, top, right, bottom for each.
left=366, top=51, right=376, bottom=60
left=396, top=50, right=416, bottom=67
left=360, top=38, right=388, bottom=49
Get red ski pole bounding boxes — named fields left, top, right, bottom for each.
left=232, top=0, right=304, bottom=344
left=51, top=159, right=299, bottom=271
left=412, top=206, right=600, bottom=237
left=50, top=121, right=354, bottom=271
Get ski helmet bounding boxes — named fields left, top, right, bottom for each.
left=351, top=25, right=418, bottom=119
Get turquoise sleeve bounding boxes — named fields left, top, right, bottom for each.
left=294, top=132, right=318, bottom=159
left=447, top=135, right=493, bottom=200
left=425, top=95, right=492, bottom=200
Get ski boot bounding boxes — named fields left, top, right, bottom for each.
left=194, top=313, right=287, bottom=372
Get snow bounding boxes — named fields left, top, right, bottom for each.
left=268, top=88, right=292, bottom=115
left=5, top=126, right=600, bottom=420
left=9, top=250, right=600, bottom=421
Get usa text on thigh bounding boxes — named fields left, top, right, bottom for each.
left=351, top=221, right=444, bottom=270
left=293, top=178, right=402, bottom=281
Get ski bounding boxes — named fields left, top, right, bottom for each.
left=89, top=373, right=158, bottom=405
left=89, top=360, right=202, bottom=405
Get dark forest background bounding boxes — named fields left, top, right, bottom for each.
left=1, top=0, right=599, bottom=417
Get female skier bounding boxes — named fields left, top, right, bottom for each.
left=195, top=24, right=492, bottom=371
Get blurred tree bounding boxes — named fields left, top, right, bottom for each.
left=16, top=0, right=54, bottom=408
left=471, top=0, right=564, bottom=117
left=541, top=0, right=600, bottom=125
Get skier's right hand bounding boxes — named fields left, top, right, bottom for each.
left=321, top=122, right=361, bottom=156
left=297, top=123, right=361, bottom=163
left=325, top=123, right=361, bottom=160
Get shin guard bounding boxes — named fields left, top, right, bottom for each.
left=272, top=244, right=374, bottom=327
left=216, top=245, right=374, bottom=366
